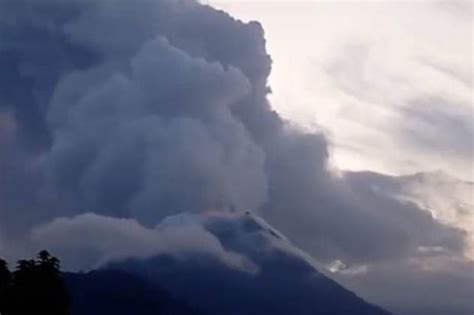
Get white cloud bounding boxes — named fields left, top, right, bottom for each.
left=211, top=0, right=473, bottom=181
left=30, top=212, right=258, bottom=273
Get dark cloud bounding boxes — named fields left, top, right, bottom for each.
left=0, top=1, right=471, bottom=314
left=264, top=166, right=466, bottom=264
left=44, top=36, right=268, bottom=223
left=0, top=0, right=465, bottom=267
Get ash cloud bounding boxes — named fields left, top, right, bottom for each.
left=0, top=1, right=472, bottom=313
left=31, top=212, right=258, bottom=273
left=0, top=0, right=465, bottom=267
left=0, top=0, right=470, bottom=309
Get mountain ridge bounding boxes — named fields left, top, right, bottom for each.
left=65, top=212, right=393, bottom=315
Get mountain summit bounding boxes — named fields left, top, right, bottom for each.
left=65, top=212, right=392, bottom=315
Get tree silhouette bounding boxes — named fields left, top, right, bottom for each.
left=0, top=259, right=11, bottom=283
left=0, top=251, right=70, bottom=315
left=0, top=259, right=11, bottom=311
left=37, top=250, right=61, bottom=274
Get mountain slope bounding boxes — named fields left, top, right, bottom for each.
left=65, top=212, right=392, bottom=315
left=65, top=269, right=202, bottom=315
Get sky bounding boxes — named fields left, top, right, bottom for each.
left=208, top=1, right=474, bottom=313
left=0, top=1, right=473, bottom=315
left=210, top=0, right=473, bottom=181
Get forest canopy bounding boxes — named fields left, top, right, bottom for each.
left=0, top=250, right=69, bottom=315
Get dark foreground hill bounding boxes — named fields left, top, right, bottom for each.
left=65, top=269, right=201, bottom=315
left=65, top=213, right=392, bottom=315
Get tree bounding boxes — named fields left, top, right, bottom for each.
left=38, top=250, right=51, bottom=265
left=0, top=259, right=11, bottom=311
left=37, top=250, right=60, bottom=273
left=0, top=259, right=11, bottom=286
left=0, top=251, right=70, bottom=315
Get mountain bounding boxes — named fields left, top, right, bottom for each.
left=65, top=212, right=392, bottom=315
left=65, top=269, right=202, bottom=315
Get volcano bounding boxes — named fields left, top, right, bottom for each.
left=65, top=212, right=392, bottom=315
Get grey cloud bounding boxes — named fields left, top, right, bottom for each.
left=437, top=0, right=474, bottom=20
left=31, top=212, right=257, bottom=273
left=0, top=0, right=466, bottom=267
left=44, top=36, right=267, bottom=223
left=264, top=165, right=465, bottom=264
left=418, top=58, right=473, bottom=89
left=323, top=40, right=473, bottom=180
left=324, top=49, right=366, bottom=100
left=396, top=97, right=474, bottom=159
left=0, top=2, right=471, bottom=314
left=336, top=257, right=474, bottom=315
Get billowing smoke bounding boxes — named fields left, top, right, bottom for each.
left=0, top=0, right=466, bottom=272
left=1, top=0, right=272, bottom=250
left=31, top=212, right=259, bottom=273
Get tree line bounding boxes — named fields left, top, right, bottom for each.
left=0, top=250, right=69, bottom=315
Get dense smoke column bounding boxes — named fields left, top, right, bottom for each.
left=0, top=0, right=464, bottom=267
left=0, top=0, right=273, bottom=230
